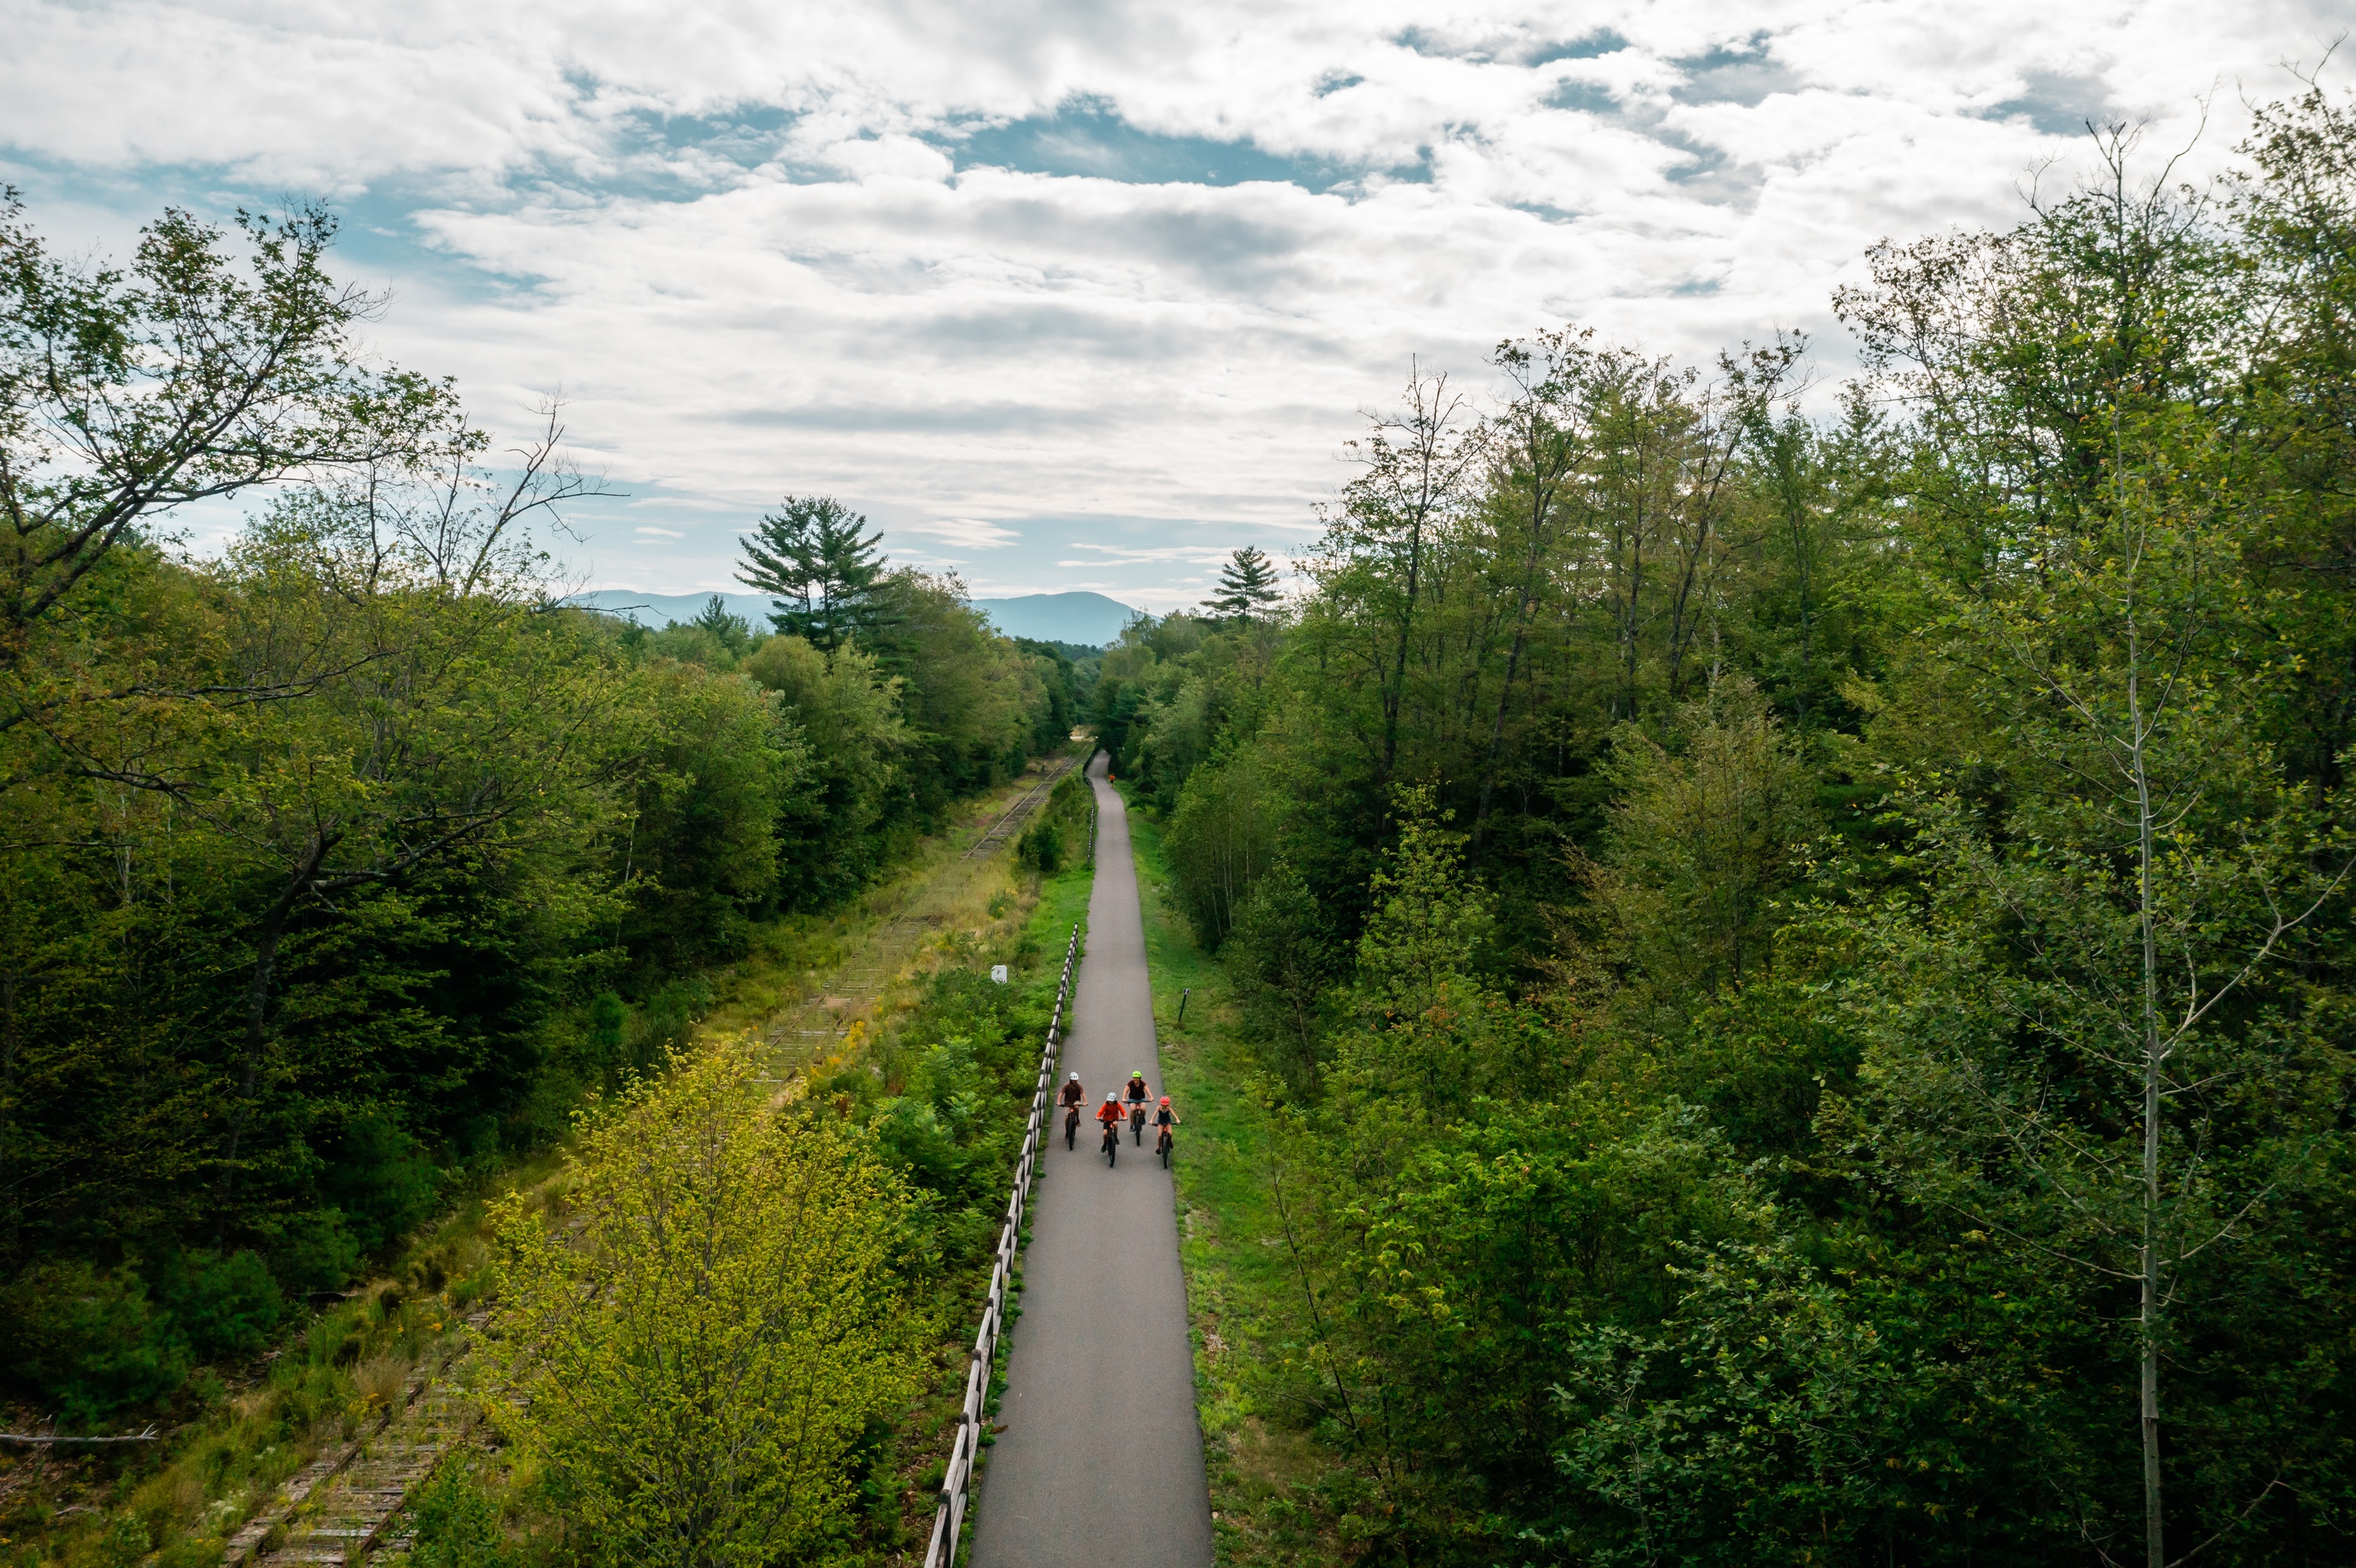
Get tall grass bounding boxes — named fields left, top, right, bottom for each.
left=1, top=767, right=1073, bottom=1568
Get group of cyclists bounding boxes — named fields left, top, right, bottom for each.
left=1059, top=1067, right=1178, bottom=1167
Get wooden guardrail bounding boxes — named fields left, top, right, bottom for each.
left=920, top=921, right=1081, bottom=1568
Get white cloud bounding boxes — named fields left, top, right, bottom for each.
left=1065, top=543, right=1238, bottom=564
left=3, top=0, right=2343, bottom=598
left=901, top=517, right=1025, bottom=549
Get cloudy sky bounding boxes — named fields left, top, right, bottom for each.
left=3, top=2, right=2343, bottom=610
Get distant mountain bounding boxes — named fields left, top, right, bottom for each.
left=971, top=592, right=1141, bottom=646
left=569, top=587, right=1143, bottom=647
left=571, top=590, right=773, bottom=627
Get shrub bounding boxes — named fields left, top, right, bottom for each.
left=487, top=1041, right=924, bottom=1567
left=631, top=975, right=715, bottom=1071
left=0, top=1259, right=188, bottom=1422
left=324, top=1113, right=441, bottom=1257
left=583, top=991, right=629, bottom=1076
left=404, top=1452, right=507, bottom=1568
left=261, top=1208, right=361, bottom=1295
left=1015, top=817, right=1063, bottom=872
left=156, top=1249, right=286, bottom=1362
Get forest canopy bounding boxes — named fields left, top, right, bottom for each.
left=1110, top=100, right=2356, bottom=1566
left=9, top=75, right=2356, bottom=1568
left=0, top=191, right=1075, bottom=1420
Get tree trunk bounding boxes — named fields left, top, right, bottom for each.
left=218, top=833, right=338, bottom=1219
left=2128, top=614, right=2165, bottom=1568
left=1781, top=462, right=1816, bottom=728
left=1380, top=512, right=1424, bottom=789
left=1615, top=510, right=1645, bottom=724
left=1471, top=612, right=1533, bottom=857
left=1, top=966, right=18, bottom=1258
left=1472, top=510, right=1549, bottom=854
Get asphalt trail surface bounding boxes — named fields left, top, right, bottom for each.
left=970, top=752, right=1215, bottom=1568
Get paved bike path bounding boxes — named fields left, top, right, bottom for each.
left=971, top=753, right=1214, bottom=1568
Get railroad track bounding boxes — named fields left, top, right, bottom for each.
left=775, top=751, right=1081, bottom=1047
left=759, top=747, right=1085, bottom=1062
left=964, top=752, right=1079, bottom=859
left=226, top=1313, right=490, bottom=1568
left=223, top=753, right=1092, bottom=1563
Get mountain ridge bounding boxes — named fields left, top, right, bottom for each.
left=569, top=588, right=1143, bottom=647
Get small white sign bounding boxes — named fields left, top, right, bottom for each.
left=990, top=964, right=1009, bottom=985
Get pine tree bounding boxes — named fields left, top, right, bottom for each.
left=690, top=594, right=751, bottom=654
left=734, top=495, right=887, bottom=649
left=1207, top=545, right=1282, bottom=625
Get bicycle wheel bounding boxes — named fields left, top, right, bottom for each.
left=1159, top=1133, right=1172, bottom=1168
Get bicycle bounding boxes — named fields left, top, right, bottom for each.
left=1129, top=1102, right=1148, bottom=1146
left=1065, top=1103, right=1081, bottom=1150
left=1100, top=1120, right=1119, bottom=1166
left=1157, top=1124, right=1174, bottom=1168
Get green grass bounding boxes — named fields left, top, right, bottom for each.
left=927, top=838, right=1094, bottom=1565
left=1124, top=806, right=1347, bottom=1568
left=402, top=823, right=1099, bottom=1568
left=1, top=758, right=1091, bottom=1568
left=0, top=1263, right=514, bottom=1568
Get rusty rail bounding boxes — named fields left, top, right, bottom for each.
left=964, top=750, right=1081, bottom=859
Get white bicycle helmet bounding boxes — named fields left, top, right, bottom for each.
left=1069, top=1070, right=1080, bottom=1080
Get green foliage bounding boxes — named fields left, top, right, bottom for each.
left=1576, top=679, right=1819, bottom=1000
left=688, top=594, right=752, bottom=656
left=1016, top=769, right=1092, bottom=874
left=1349, top=789, right=1491, bottom=1017
left=154, top=1249, right=287, bottom=1363
left=0, top=194, right=1066, bottom=1436
left=1206, top=545, right=1282, bottom=624
left=1015, top=815, right=1063, bottom=872
left=0, top=1260, right=188, bottom=1423
left=322, top=1114, right=442, bottom=1259
left=402, top=1453, right=510, bottom=1568
left=734, top=494, right=887, bottom=650
left=854, top=964, right=1064, bottom=1277
left=743, top=633, right=909, bottom=904
left=1165, top=747, right=1280, bottom=947
left=0, top=188, right=455, bottom=666
left=615, top=659, right=807, bottom=970
left=865, top=569, right=1051, bottom=810
left=1118, top=93, right=2356, bottom=1567
left=1557, top=1241, right=1961, bottom=1563
left=1224, top=860, right=1336, bottom=1087
left=488, top=1043, right=924, bottom=1568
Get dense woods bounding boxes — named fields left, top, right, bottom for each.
left=13, top=75, right=2356, bottom=1568
left=1117, top=97, right=2356, bottom=1565
left=0, top=185, right=1078, bottom=1431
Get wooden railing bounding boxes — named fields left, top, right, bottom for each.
left=920, top=921, right=1081, bottom=1568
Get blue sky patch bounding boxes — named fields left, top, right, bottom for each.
left=945, top=101, right=1417, bottom=192
left=1527, top=30, right=1631, bottom=65
left=1670, top=40, right=1800, bottom=108
left=1981, top=71, right=2111, bottom=137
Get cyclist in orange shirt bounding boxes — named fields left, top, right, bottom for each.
left=1095, top=1092, right=1125, bottom=1163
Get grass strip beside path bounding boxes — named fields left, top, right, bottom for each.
left=1125, top=809, right=1347, bottom=1568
